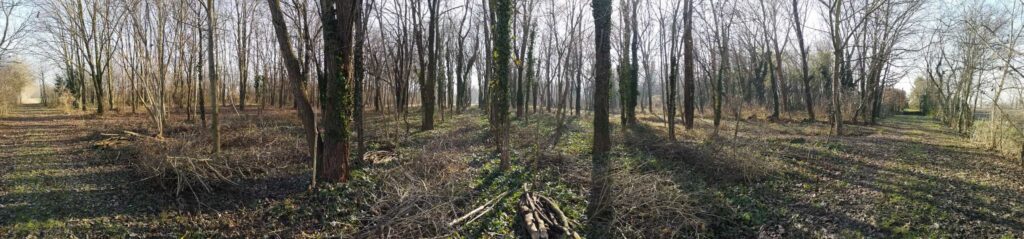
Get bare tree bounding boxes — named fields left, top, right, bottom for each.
left=0, top=0, right=30, bottom=64
left=234, top=0, right=255, bottom=111
left=792, top=0, right=813, bottom=121
left=205, top=0, right=220, bottom=153
left=682, top=0, right=694, bottom=129
left=268, top=0, right=317, bottom=178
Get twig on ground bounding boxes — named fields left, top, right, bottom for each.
left=448, top=190, right=511, bottom=227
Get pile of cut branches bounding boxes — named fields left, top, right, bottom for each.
left=129, top=132, right=238, bottom=196
left=518, top=187, right=581, bottom=239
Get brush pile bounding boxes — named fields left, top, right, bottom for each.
left=518, top=187, right=581, bottom=239
left=120, top=114, right=307, bottom=197
left=130, top=132, right=239, bottom=195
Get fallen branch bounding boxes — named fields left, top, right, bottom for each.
left=123, top=130, right=150, bottom=138
left=448, top=190, right=511, bottom=227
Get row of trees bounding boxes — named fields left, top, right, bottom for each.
left=911, top=1, right=1024, bottom=163
left=34, top=0, right=929, bottom=146
left=28, top=0, right=1023, bottom=236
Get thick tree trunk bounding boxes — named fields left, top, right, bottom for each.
left=319, top=0, right=359, bottom=183
left=489, top=0, right=513, bottom=171
left=420, top=0, right=440, bottom=131
left=268, top=0, right=348, bottom=183
left=588, top=0, right=614, bottom=237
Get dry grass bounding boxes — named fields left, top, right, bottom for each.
left=355, top=114, right=485, bottom=238
left=612, top=169, right=704, bottom=238
left=14, top=102, right=1020, bottom=238
left=972, top=118, right=1024, bottom=163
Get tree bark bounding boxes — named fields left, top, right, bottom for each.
left=489, top=0, right=513, bottom=171
left=318, top=0, right=359, bottom=183
left=208, top=0, right=220, bottom=154
left=830, top=0, right=844, bottom=135
left=588, top=0, right=614, bottom=237
left=682, top=0, right=694, bottom=129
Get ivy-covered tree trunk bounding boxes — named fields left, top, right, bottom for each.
left=317, top=0, right=360, bottom=183
left=489, top=0, right=514, bottom=170
left=627, top=0, right=639, bottom=126
left=589, top=0, right=614, bottom=237
left=617, top=0, right=634, bottom=126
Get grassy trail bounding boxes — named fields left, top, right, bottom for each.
left=0, top=105, right=149, bottom=235
left=684, top=114, right=1024, bottom=237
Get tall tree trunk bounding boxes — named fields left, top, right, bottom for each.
left=354, top=0, right=373, bottom=165
left=627, top=0, right=639, bottom=125
left=269, top=0, right=344, bottom=183
left=829, top=0, right=844, bottom=135
left=792, top=0, right=814, bottom=121
left=318, top=0, right=359, bottom=183
left=682, top=0, right=694, bottom=129
left=588, top=0, right=614, bottom=237
left=198, top=9, right=207, bottom=128
left=237, top=1, right=250, bottom=111
left=208, top=0, right=220, bottom=154
left=420, top=0, right=440, bottom=131
left=479, top=0, right=492, bottom=112
left=516, top=10, right=532, bottom=120
left=489, top=0, right=513, bottom=171
left=617, top=0, right=632, bottom=126
left=667, top=5, right=680, bottom=141
left=769, top=54, right=781, bottom=119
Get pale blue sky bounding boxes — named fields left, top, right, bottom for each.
left=6, top=0, right=1023, bottom=98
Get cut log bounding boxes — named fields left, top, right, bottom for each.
left=518, top=188, right=580, bottom=239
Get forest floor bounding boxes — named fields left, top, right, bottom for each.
left=1, top=104, right=1023, bottom=238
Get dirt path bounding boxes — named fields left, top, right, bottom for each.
left=0, top=105, right=153, bottom=235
